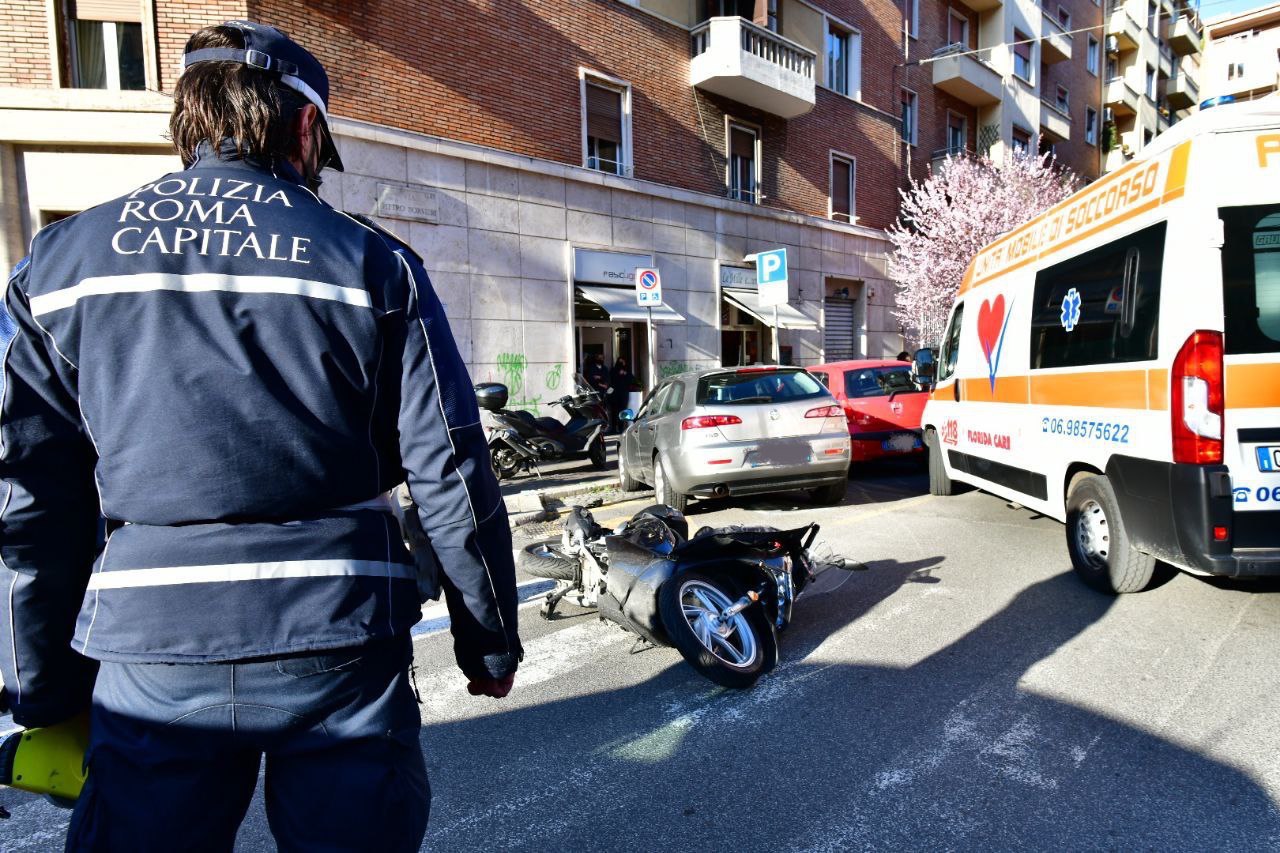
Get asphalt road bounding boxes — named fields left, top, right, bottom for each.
left=4, top=461, right=1279, bottom=851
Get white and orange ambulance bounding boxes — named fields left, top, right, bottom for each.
left=919, top=95, right=1280, bottom=593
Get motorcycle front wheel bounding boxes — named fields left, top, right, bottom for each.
left=658, top=571, right=777, bottom=689
left=490, top=445, right=522, bottom=480
left=588, top=436, right=608, bottom=469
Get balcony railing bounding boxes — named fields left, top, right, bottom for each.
left=1104, top=76, right=1141, bottom=116
left=1041, top=12, right=1073, bottom=63
left=1040, top=98, right=1072, bottom=139
left=1164, top=71, right=1199, bottom=109
left=930, top=43, right=1003, bottom=107
left=690, top=17, right=816, bottom=118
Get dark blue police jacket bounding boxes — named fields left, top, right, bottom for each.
left=0, top=143, right=521, bottom=727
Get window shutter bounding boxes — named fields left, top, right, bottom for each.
left=75, top=0, right=143, bottom=23
left=585, top=84, right=622, bottom=143
left=832, top=159, right=851, bottom=217
left=730, top=127, right=755, bottom=158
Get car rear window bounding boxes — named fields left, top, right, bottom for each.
left=696, top=370, right=826, bottom=405
left=1222, top=204, right=1280, bottom=355
left=844, top=366, right=916, bottom=398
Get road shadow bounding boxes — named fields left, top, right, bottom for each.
left=413, top=568, right=1280, bottom=852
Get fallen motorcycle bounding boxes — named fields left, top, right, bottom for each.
left=516, top=504, right=859, bottom=688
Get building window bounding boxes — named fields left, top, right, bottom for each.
left=1146, top=64, right=1157, bottom=99
left=763, top=0, right=781, bottom=32
left=1144, top=129, right=1154, bottom=146
left=583, top=77, right=630, bottom=176
left=1106, top=57, right=1118, bottom=79
left=830, top=154, right=855, bottom=222
left=906, top=0, right=919, bottom=38
left=1012, top=127, right=1032, bottom=154
left=1227, top=62, right=1244, bottom=80
left=68, top=2, right=145, bottom=90
left=1058, top=6, right=1071, bottom=28
left=1085, top=106, right=1098, bottom=144
left=900, top=89, right=918, bottom=145
left=1087, top=35, right=1100, bottom=75
left=826, top=22, right=850, bottom=95
left=948, top=10, right=968, bottom=47
left=1013, top=30, right=1033, bottom=82
left=946, top=112, right=967, bottom=154
left=1148, top=0, right=1158, bottom=34
left=1056, top=85, right=1070, bottom=113
left=728, top=123, right=759, bottom=204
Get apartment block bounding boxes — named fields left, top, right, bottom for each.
left=1201, top=1, right=1280, bottom=104
left=1, top=0, right=1105, bottom=401
left=1100, top=0, right=1203, bottom=171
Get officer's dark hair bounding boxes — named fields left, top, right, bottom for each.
left=169, top=25, right=308, bottom=168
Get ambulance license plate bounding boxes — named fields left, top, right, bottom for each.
left=1257, top=446, right=1280, bottom=473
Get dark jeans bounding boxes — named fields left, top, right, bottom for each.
left=66, top=637, right=429, bottom=853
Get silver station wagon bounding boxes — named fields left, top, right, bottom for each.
left=617, top=366, right=851, bottom=511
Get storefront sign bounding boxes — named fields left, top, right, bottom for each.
left=574, top=248, right=654, bottom=285
left=375, top=184, right=440, bottom=223
left=719, top=264, right=756, bottom=288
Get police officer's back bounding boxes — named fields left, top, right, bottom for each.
left=0, top=22, right=520, bottom=850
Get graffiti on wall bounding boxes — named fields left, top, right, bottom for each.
left=496, top=352, right=540, bottom=409
left=659, top=361, right=690, bottom=378
left=545, top=363, right=564, bottom=391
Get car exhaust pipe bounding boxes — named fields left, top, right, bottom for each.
left=712, top=485, right=729, bottom=498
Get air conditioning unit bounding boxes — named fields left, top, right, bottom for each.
left=1106, top=35, right=1120, bottom=54
left=1104, top=106, right=1115, bottom=122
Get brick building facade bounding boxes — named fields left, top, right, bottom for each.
left=2, top=0, right=1110, bottom=409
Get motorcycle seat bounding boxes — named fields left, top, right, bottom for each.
left=534, top=417, right=567, bottom=434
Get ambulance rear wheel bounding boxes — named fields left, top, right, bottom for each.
left=1066, top=474, right=1156, bottom=594
left=925, top=429, right=955, bottom=497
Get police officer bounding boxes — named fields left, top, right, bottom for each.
left=0, top=21, right=521, bottom=851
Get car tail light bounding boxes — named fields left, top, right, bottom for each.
left=682, top=414, right=743, bottom=430
left=805, top=405, right=843, bottom=418
left=1213, top=525, right=1229, bottom=542
left=1171, top=330, right=1224, bottom=464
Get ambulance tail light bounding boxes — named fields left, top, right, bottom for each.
left=1171, top=330, right=1224, bottom=465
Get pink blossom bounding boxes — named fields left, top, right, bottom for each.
left=889, top=151, right=1081, bottom=347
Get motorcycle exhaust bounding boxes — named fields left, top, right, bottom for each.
left=498, top=433, right=539, bottom=460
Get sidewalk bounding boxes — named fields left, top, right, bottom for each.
left=499, top=437, right=653, bottom=533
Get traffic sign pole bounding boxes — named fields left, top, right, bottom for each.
left=647, top=306, right=655, bottom=392
left=772, top=305, right=780, bottom=364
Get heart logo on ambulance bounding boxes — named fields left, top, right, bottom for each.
left=975, top=293, right=1013, bottom=394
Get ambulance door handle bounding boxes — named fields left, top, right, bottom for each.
left=953, top=381, right=960, bottom=402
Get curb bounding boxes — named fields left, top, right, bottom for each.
left=507, top=480, right=656, bottom=534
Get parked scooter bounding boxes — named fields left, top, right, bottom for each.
left=476, top=376, right=609, bottom=480
left=516, top=504, right=860, bottom=688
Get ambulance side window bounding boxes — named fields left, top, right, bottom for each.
left=1030, top=221, right=1166, bottom=369
left=938, top=303, right=965, bottom=382
left=1221, top=204, right=1280, bottom=355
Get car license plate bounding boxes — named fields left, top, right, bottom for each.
left=1258, top=446, right=1280, bottom=473
left=881, top=432, right=920, bottom=453
left=749, top=445, right=811, bottom=467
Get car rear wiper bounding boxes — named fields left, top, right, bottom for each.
left=727, top=396, right=774, bottom=404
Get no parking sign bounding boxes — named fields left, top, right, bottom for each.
left=635, top=267, right=662, bottom=306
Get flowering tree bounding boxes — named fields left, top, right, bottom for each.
left=889, top=151, right=1081, bottom=347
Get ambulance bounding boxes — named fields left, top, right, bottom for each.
left=919, top=95, right=1280, bottom=593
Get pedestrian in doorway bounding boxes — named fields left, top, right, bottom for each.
left=0, top=21, right=520, bottom=852
left=609, top=357, right=635, bottom=432
left=897, top=350, right=912, bottom=362
left=585, top=352, right=610, bottom=398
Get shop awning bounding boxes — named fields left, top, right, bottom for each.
left=723, top=288, right=817, bottom=329
left=576, top=285, right=686, bottom=323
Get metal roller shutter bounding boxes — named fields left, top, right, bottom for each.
left=824, top=298, right=856, bottom=361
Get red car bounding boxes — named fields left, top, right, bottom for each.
left=807, top=359, right=928, bottom=463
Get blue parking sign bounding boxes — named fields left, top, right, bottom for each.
left=756, top=248, right=787, bottom=307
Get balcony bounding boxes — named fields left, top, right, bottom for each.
left=1041, top=13, right=1073, bottom=63
left=1165, top=71, right=1198, bottom=109
left=1106, top=3, right=1142, bottom=52
left=1169, top=14, right=1201, bottom=55
left=1104, top=76, right=1140, bottom=116
left=690, top=17, right=816, bottom=119
left=930, top=44, right=1003, bottom=107
left=1040, top=99, right=1071, bottom=140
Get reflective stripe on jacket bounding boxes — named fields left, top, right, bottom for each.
left=0, top=146, right=520, bottom=726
